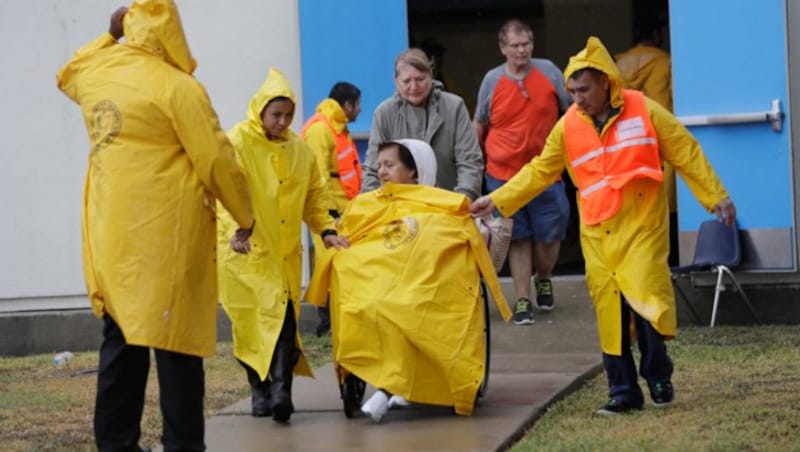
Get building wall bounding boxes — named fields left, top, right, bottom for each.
left=0, top=0, right=304, bottom=311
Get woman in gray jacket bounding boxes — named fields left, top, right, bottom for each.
left=362, top=48, right=484, bottom=200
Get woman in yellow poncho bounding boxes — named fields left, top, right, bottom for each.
left=306, top=139, right=511, bottom=423
left=217, top=68, right=347, bottom=423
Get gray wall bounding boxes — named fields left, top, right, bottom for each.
left=0, top=0, right=305, bottom=311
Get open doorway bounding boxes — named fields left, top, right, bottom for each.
left=407, top=0, right=670, bottom=276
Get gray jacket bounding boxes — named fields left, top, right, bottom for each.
left=363, top=82, right=484, bottom=200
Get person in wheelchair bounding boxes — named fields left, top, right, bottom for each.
left=305, top=139, right=511, bottom=423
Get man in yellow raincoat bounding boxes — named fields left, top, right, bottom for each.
left=470, top=37, right=736, bottom=415
left=217, top=67, right=348, bottom=423
left=56, top=2, right=254, bottom=449
left=300, top=81, right=363, bottom=337
left=306, top=139, right=511, bottom=421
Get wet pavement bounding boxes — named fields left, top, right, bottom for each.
left=198, top=275, right=601, bottom=451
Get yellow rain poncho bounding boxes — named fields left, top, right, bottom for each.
left=305, top=183, right=511, bottom=415
left=56, top=0, right=253, bottom=357
left=490, top=37, right=729, bottom=355
left=217, top=68, right=336, bottom=381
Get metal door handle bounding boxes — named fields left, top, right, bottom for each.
left=678, top=99, right=784, bottom=132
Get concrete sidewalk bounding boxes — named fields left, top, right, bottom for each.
left=199, top=275, right=601, bottom=451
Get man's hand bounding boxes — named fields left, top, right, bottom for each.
left=109, top=6, right=128, bottom=40
left=323, top=234, right=349, bottom=250
left=713, top=197, right=737, bottom=226
left=230, top=224, right=254, bottom=254
left=469, top=195, right=496, bottom=218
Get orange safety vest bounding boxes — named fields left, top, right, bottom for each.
left=564, top=90, right=663, bottom=225
left=301, top=112, right=362, bottom=199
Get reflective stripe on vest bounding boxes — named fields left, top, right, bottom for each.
left=564, top=90, right=663, bottom=225
left=301, top=112, right=362, bottom=199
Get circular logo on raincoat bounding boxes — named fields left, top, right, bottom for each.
left=383, top=217, right=419, bottom=249
left=90, top=100, right=121, bottom=152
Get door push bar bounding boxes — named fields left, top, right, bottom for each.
left=678, top=99, right=784, bottom=133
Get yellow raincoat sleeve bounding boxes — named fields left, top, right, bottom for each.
left=646, top=98, right=730, bottom=209
left=466, top=221, right=512, bottom=322
left=489, top=120, right=568, bottom=217
left=170, top=82, right=254, bottom=228
left=302, top=149, right=337, bottom=234
left=56, top=33, right=117, bottom=100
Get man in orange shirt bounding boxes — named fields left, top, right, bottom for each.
left=473, top=19, right=571, bottom=325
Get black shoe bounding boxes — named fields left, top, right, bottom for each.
left=650, top=381, right=674, bottom=408
left=534, top=278, right=554, bottom=311
left=512, top=298, right=535, bottom=325
left=595, top=398, right=643, bottom=416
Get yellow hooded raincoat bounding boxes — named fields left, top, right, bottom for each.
left=490, top=37, right=730, bottom=356
left=217, top=68, right=336, bottom=381
left=56, top=0, right=254, bottom=357
left=305, top=184, right=511, bottom=415
left=302, top=98, right=355, bottom=213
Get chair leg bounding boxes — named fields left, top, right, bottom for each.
left=710, top=266, right=725, bottom=328
left=719, top=266, right=761, bottom=324
left=672, top=276, right=703, bottom=325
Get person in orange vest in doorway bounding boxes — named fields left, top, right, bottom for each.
left=615, top=14, right=679, bottom=266
left=470, top=36, right=736, bottom=416
left=300, top=82, right=363, bottom=337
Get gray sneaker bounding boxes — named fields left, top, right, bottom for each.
left=512, top=297, right=535, bottom=325
left=534, top=278, right=554, bottom=311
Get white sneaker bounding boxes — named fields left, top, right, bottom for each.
left=388, top=395, right=410, bottom=409
left=361, top=391, right=389, bottom=423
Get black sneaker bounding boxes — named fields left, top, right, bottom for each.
left=512, top=298, right=535, bottom=325
left=650, top=381, right=674, bottom=408
left=534, top=278, right=554, bottom=311
left=595, top=398, right=643, bottom=416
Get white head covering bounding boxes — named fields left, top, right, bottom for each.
left=388, top=139, right=438, bottom=186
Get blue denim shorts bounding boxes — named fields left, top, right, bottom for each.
left=485, top=174, right=570, bottom=242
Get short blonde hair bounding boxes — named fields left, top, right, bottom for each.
left=394, top=48, right=433, bottom=77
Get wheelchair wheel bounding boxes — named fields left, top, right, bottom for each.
left=341, top=374, right=366, bottom=418
left=477, top=279, right=491, bottom=398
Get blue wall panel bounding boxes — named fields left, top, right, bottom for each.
left=298, top=0, right=408, bottom=135
left=670, top=0, right=791, bottom=231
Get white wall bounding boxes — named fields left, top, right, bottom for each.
left=0, top=0, right=303, bottom=310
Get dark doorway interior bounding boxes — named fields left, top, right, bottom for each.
left=407, top=0, right=670, bottom=276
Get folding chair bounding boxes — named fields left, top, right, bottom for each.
left=671, top=220, right=760, bottom=327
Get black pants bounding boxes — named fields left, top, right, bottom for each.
left=601, top=297, right=673, bottom=406
left=239, top=302, right=298, bottom=382
left=94, top=315, right=205, bottom=452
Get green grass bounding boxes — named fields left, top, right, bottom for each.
left=0, top=335, right=332, bottom=451
left=2, top=326, right=799, bottom=451
left=510, top=325, right=800, bottom=452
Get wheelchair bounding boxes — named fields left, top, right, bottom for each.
left=338, top=279, right=493, bottom=418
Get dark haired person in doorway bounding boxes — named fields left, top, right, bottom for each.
left=301, top=81, right=363, bottom=337
left=473, top=19, right=572, bottom=325
left=471, top=37, right=736, bottom=415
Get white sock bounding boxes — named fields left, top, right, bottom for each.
left=361, top=390, right=389, bottom=423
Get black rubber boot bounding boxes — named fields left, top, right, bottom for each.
left=241, top=360, right=271, bottom=417
left=270, top=303, right=299, bottom=423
